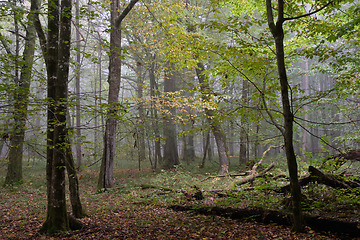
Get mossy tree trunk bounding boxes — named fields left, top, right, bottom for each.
left=5, top=0, right=37, bottom=185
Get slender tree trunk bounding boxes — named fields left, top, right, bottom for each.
left=228, top=120, right=235, bottom=158
left=195, top=62, right=229, bottom=174
left=239, top=80, right=249, bottom=165
left=266, top=0, right=304, bottom=232
left=94, top=39, right=103, bottom=162
left=97, top=0, right=121, bottom=190
left=5, top=1, right=37, bottom=185
left=200, top=131, right=210, bottom=168
left=136, top=61, right=146, bottom=167
left=75, top=0, right=82, bottom=167
left=97, top=0, right=139, bottom=190
left=301, top=59, right=309, bottom=157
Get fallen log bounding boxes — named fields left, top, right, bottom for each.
left=309, top=166, right=357, bottom=189
left=280, top=166, right=360, bottom=193
left=323, top=150, right=360, bottom=171
left=169, top=205, right=360, bottom=238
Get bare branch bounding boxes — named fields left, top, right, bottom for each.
left=284, top=1, right=334, bottom=21
left=71, top=19, right=85, bottom=44
left=294, top=119, right=342, bottom=153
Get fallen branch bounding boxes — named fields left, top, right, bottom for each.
left=233, top=163, right=275, bottom=186
left=202, top=173, right=247, bottom=181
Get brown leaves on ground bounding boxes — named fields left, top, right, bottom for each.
left=0, top=183, right=343, bottom=240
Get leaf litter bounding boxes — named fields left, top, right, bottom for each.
left=0, top=169, right=357, bottom=239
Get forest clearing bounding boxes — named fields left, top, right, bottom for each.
left=1, top=0, right=360, bottom=238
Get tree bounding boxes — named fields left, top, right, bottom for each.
left=265, top=0, right=304, bottom=231
left=162, top=64, right=180, bottom=169
left=5, top=0, right=37, bottom=185
left=135, top=60, right=146, bottom=168
left=239, top=80, right=249, bottom=165
left=149, top=55, right=162, bottom=169
left=37, top=0, right=83, bottom=233
left=195, top=62, right=230, bottom=174
left=265, top=0, right=337, bottom=232
left=98, top=0, right=139, bottom=190
left=74, top=0, right=82, bottom=167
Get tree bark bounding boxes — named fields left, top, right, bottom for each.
left=266, top=0, right=304, bottom=232
left=5, top=0, right=37, bottom=185
left=162, top=65, right=179, bottom=169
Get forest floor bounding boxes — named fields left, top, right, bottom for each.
left=0, top=168, right=359, bottom=240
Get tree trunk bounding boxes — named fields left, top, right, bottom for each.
left=301, top=59, right=309, bottom=159
left=199, top=131, right=210, bottom=168
left=65, top=138, right=86, bottom=218
left=195, top=62, right=229, bottom=174
left=97, top=0, right=139, bottom=190
left=183, top=133, right=195, bottom=163
left=149, top=58, right=162, bottom=169
left=162, top=65, right=179, bottom=169
left=75, top=0, right=82, bottom=167
left=5, top=1, right=36, bottom=185
left=266, top=0, right=304, bottom=232
left=40, top=0, right=73, bottom=233
left=239, top=80, right=249, bottom=165
left=97, top=0, right=121, bottom=190
left=136, top=60, right=146, bottom=168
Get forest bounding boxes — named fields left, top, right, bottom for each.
left=0, top=0, right=360, bottom=239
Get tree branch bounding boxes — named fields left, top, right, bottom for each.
left=0, top=32, right=13, bottom=55
left=266, top=0, right=276, bottom=34
left=284, top=1, right=334, bottom=21
left=32, top=0, right=47, bottom=64
left=114, top=0, right=140, bottom=29
left=71, top=19, right=85, bottom=44
left=294, top=119, right=342, bottom=153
